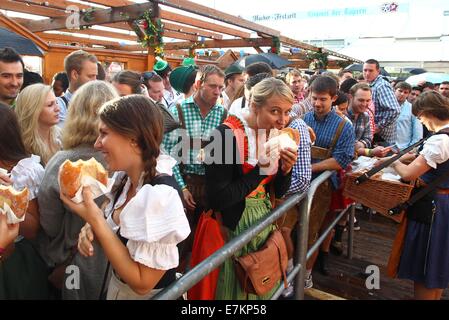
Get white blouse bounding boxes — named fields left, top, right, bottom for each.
left=103, top=156, right=190, bottom=270
left=420, top=125, right=449, bottom=169
left=10, top=155, right=45, bottom=200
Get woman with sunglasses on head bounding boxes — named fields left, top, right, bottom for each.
left=383, top=91, right=449, bottom=300
left=62, top=95, right=190, bottom=299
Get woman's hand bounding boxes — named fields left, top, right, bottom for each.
left=0, top=172, right=12, bottom=186
left=60, top=186, right=103, bottom=224
left=78, top=223, right=95, bottom=257
left=280, top=147, right=298, bottom=175
left=0, top=213, right=19, bottom=249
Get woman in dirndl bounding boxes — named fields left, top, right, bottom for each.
left=204, top=78, right=298, bottom=300
left=386, top=91, right=449, bottom=300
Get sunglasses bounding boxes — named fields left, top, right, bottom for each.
left=142, top=71, right=158, bottom=81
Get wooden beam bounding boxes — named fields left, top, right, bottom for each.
left=322, top=49, right=363, bottom=63
left=163, top=21, right=222, bottom=40
left=160, top=9, right=250, bottom=38
left=1, top=0, right=67, bottom=17
left=38, top=32, right=130, bottom=48
left=254, top=47, right=264, bottom=53
left=279, top=36, right=318, bottom=52
left=83, top=0, right=132, bottom=6
left=153, top=0, right=280, bottom=37
left=165, top=38, right=272, bottom=50
left=22, top=2, right=156, bottom=32
left=163, top=30, right=197, bottom=41
left=58, top=28, right=137, bottom=41
left=0, top=12, right=49, bottom=51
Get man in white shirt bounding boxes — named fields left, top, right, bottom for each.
left=57, top=50, right=98, bottom=127
left=395, top=81, right=423, bottom=150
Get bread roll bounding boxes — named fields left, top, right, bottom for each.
left=281, top=128, right=300, bottom=145
left=0, top=185, right=29, bottom=218
left=59, top=158, right=108, bottom=198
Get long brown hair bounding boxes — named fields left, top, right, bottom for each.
left=0, top=103, right=29, bottom=166
left=99, top=95, right=164, bottom=184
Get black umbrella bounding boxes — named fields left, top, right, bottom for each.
left=344, top=63, right=390, bottom=76
left=0, top=27, right=43, bottom=56
left=404, top=68, right=427, bottom=75
left=237, top=53, right=291, bottom=69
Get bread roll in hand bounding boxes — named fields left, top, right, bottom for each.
left=0, top=185, right=29, bottom=219
left=59, top=158, right=108, bottom=198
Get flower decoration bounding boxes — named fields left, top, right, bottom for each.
left=271, top=36, right=281, bottom=55
left=306, top=48, right=329, bottom=70
left=134, top=10, right=165, bottom=58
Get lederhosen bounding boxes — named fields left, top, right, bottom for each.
left=175, top=104, right=228, bottom=216
left=307, top=115, right=346, bottom=247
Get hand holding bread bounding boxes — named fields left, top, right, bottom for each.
left=0, top=185, right=29, bottom=223
left=59, top=158, right=108, bottom=199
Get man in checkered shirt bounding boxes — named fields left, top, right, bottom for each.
left=162, top=65, right=227, bottom=217
left=363, top=59, right=401, bottom=145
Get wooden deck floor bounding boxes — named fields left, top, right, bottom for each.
left=309, top=209, right=449, bottom=300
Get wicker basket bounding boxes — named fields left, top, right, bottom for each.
left=343, top=171, right=414, bottom=222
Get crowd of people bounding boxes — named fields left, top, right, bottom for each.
left=0, top=45, right=448, bottom=300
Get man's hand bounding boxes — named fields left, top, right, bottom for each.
left=183, top=188, right=196, bottom=211
left=371, top=146, right=391, bottom=158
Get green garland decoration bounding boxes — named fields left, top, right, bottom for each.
left=306, top=49, right=329, bottom=70
left=188, top=41, right=206, bottom=58
left=135, top=11, right=165, bottom=57
left=82, top=8, right=95, bottom=23
left=271, top=36, right=281, bottom=55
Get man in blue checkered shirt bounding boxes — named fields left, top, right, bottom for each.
left=302, top=75, right=355, bottom=288
left=363, top=59, right=400, bottom=145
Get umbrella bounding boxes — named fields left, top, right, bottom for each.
left=402, top=67, right=427, bottom=75
left=406, top=72, right=449, bottom=86
left=344, top=63, right=390, bottom=76
left=237, top=53, right=291, bottom=69
left=0, top=27, right=43, bottom=56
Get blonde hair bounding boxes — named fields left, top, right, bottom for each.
left=62, top=80, right=118, bottom=149
left=251, top=77, right=294, bottom=107
left=15, top=83, right=60, bottom=165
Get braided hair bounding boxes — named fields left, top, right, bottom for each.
left=99, top=95, right=164, bottom=184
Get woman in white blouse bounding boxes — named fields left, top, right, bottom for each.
left=15, top=83, right=61, bottom=166
left=61, top=95, right=190, bottom=299
left=383, top=91, right=449, bottom=300
left=0, top=103, right=49, bottom=299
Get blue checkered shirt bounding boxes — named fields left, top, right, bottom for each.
left=347, top=108, right=372, bottom=148
left=161, top=96, right=226, bottom=189
left=304, top=110, right=355, bottom=187
left=286, top=118, right=312, bottom=195
left=370, top=75, right=401, bottom=144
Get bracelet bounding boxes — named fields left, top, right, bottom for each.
left=364, top=148, right=370, bottom=156
left=181, top=186, right=188, bottom=191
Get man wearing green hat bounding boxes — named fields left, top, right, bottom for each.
left=222, top=63, right=244, bottom=110
left=153, top=58, right=183, bottom=108
left=169, top=65, right=198, bottom=101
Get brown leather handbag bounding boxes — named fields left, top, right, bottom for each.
left=234, top=229, right=288, bottom=296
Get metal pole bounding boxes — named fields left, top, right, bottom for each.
left=348, top=204, right=355, bottom=260
left=295, top=196, right=309, bottom=300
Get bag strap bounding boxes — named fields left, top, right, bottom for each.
left=175, top=103, right=186, bottom=130
left=221, top=107, right=228, bottom=124
left=389, top=130, right=449, bottom=216
left=60, top=95, right=68, bottom=108
left=328, top=116, right=346, bottom=154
